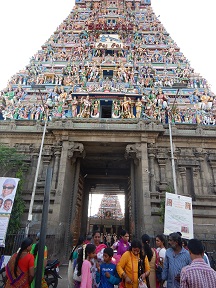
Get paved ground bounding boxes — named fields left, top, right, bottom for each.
left=58, top=263, right=69, bottom=288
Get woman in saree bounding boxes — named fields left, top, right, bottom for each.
left=5, top=237, right=34, bottom=287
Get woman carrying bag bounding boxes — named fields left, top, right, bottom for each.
left=117, top=239, right=150, bottom=288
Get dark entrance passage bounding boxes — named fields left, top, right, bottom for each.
left=103, top=69, right=113, bottom=79
left=100, top=100, right=112, bottom=118
left=79, top=142, right=131, bottom=236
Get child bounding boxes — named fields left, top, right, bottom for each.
left=75, top=243, right=96, bottom=288
left=96, top=247, right=121, bottom=288
left=2, top=198, right=13, bottom=212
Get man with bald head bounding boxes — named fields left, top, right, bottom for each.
left=1, top=178, right=16, bottom=199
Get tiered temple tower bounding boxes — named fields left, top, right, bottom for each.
left=0, top=0, right=216, bottom=258
left=1, top=0, right=215, bottom=121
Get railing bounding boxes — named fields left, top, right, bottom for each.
left=2, top=230, right=56, bottom=259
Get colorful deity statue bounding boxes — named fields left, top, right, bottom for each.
left=121, top=96, right=133, bottom=118
left=91, top=100, right=100, bottom=118
left=78, top=96, right=92, bottom=118
left=199, top=89, right=213, bottom=111
left=135, top=98, right=143, bottom=118
left=112, top=100, right=121, bottom=119
left=71, top=96, right=78, bottom=117
left=157, top=88, right=168, bottom=109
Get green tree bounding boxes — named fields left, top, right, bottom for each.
left=0, top=145, right=28, bottom=233
left=0, top=145, right=27, bottom=177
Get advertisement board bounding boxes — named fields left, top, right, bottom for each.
left=164, top=192, right=193, bottom=239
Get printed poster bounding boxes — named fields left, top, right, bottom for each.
left=164, top=192, right=193, bottom=239
left=0, top=177, right=20, bottom=246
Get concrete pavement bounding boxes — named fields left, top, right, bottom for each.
left=58, top=263, right=69, bottom=288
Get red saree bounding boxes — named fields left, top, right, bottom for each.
left=5, top=253, right=31, bottom=288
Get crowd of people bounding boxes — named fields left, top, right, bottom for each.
left=1, top=230, right=215, bottom=288
left=68, top=230, right=216, bottom=288
left=0, top=0, right=215, bottom=125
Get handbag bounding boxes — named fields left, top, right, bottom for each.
left=154, top=248, right=163, bottom=282
left=138, top=279, right=148, bottom=288
left=138, top=254, right=150, bottom=288
left=119, top=280, right=125, bottom=288
left=73, top=265, right=82, bottom=282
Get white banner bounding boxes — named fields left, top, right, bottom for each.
left=0, top=177, right=20, bottom=246
left=164, top=192, right=193, bottom=239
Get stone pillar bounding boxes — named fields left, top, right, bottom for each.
left=156, top=153, right=168, bottom=192
left=208, top=154, right=216, bottom=193
left=51, top=148, right=61, bottom=190
left=193, top=166, right=201, bottom=196
left=65, top=142, right=85, bottom=251
left=124, top=184, right=130, bottom=233
left=130, top=159, right=136, bottom=237
left=125, top=142, right=153, bottom=238
left=81, top=184, right=91, bottom=234
left=194, top=150, right=207, bottom=195
left=41, top=155, right=52, bottom=181
left=148, top=145, right=156, bottom=193
left=28, top=152, right=39, bottom=190
left=38, top=146, right=53, bottom=181
left=51, top=140, right=85, bottom=258
left=70, top=159, right=81, bottom=230
left=178, top=167, right=187, bottom=195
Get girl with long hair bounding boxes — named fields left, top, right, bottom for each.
left=155, top=235, right=166, bottom=288
left=76, top=244, right=96, bottom=288
left=68, top=235, right=85, bottom=288
left=155, top=234, right=166, bottom=263
left=142, top=234, right=160, bottom=288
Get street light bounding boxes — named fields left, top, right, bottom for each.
left=25, top=85, right=47, bottom=236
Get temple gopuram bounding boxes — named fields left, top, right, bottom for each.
left=89, top=193, right=124, bottom=234
left=0, top=0, right=216, bottom=258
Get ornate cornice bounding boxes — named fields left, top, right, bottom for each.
left=68, top=142, right=85, bottom=159
left=125, top=143, right=142, bottom=163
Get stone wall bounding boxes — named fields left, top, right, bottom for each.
left=1, top=119, right=216, bottom=258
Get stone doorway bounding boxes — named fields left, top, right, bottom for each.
left=69, top=141, right=132, bottom=246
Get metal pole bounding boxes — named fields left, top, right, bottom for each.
left=25, top=119, right=47, bottom=236
left=35, top=166, right=52, bottom=288
left=168, top=117, right=178, bottom=195
left=25, top=87, right=47, bottom=237
left=168, top=88, right=179, bottom=195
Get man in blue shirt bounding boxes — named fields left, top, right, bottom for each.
left=162, top=233, right=191, bottom=288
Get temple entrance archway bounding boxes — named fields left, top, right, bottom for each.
left=68, top=141, right=132, bottom=246
left=65, top=138, right=152, bottom=254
